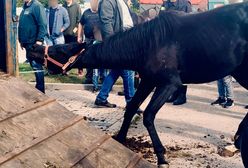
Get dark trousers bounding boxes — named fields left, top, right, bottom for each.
left=24, top=44, right=45, bottom=93
left=86, top=68, right=93, bottom=82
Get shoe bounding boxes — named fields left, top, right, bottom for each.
left=173, top=85, right=187, bottom=105
left=167, top=92, right=178, bottom=103
left=245, top=105, right=248, bottom=109
left=173, top=94, right=187, bottom=105
left=222, top=99, right=234, bottom=108
left=85, top=79, right=93, bottom=84
left=94, top=99, right=117, bottom=108
left=118, top=91, right=125, bottom=96
left=211, top=97, right=226, bottom=106
left=167, top=86, right=181, bottom=103
left=99, top=77, right=105, bottom=84
left=92, top=87, right=99, bottom=93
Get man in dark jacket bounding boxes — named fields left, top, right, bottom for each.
left=161, top=0, right=192, bottom=13
left=94, top=0, right=136, bottom=107
left=18, top=0, right=47, bottom=93
left=160, top=0, right=192, bottom=105
left=63, top=0, right=81, bottom=43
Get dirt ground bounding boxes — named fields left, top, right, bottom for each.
left=46, top=82, right=248, bottom=168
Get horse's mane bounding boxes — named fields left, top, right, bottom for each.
left=94, top=2, right=248, bottom=63
left=93, top=11, right=177, bottom=68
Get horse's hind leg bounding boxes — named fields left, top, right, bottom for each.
left=115, top=79, right=155, bottom=143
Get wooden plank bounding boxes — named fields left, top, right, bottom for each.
left=0, top=98, right=55, bottom=123
left=0, top=77, right=48, bottom=120
left=0, top=76, right=154, bottom=168
left=0, top=121, right=106, bottom=167
left=0, top=102, right=83, bottom=164
left=134, top=159, right=156, bottom=168
left=70, top=134, right=111, bottom=166
left=0, top=120, right=153, bottom=168
left=126, top=154, right=142, bottom=168
left=74, top=138, right=138, bottom=168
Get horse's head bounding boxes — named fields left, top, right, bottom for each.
left=29, top=42, right=87, bottom=74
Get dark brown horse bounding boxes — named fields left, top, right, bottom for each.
left=29, top=2, right=248, bottom=167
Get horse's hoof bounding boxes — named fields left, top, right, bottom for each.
left=158, top=164, right=169, bottom=168
left=112, top=135, right=126, bottom=144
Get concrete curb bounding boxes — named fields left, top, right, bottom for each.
left=28, top=82, right=124, bottom=93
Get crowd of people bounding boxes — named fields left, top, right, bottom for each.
left=18, top=0, right=247, bottom=110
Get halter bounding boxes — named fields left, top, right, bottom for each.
left=44, top=45, right=85, bottom=74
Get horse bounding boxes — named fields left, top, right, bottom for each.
left=28, top=2, right=248, bottom=167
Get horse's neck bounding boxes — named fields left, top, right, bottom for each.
left=79, top=43, right=140, bottom=71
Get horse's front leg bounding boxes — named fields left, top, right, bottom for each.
left=143, top=83, right=179, bottom=167
left=115, top=79, right=155, bottom=143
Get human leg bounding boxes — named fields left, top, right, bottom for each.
left=121, top=70, right=135, bottom=103
left=95, top=70, right=120, bottom=107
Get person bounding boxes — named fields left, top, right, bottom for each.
left=45, top=0, right=70, bottom=45
left=63, top=0, right=83, bottom=76
left=161, top=0, right=192, bottom=12
left=77, top=0, right=107, bottom=92
left=94, top=0, right=136, bottom=108
left=18, top=0, right=47, bottom=93
left=160, top=0, right=192, bottom=106
left=211, top=75, right=234, bottom=108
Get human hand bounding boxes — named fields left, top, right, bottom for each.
left=77, top=37, right=82, bottom=43
left=36, top=41, right=42, bottom=45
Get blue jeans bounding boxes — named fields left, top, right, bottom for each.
left=29, top=59, right=45, bottom=93
left=24, top=44, right=45, bottom=93
left=217, top=75, right=234, bottom=99
left=96, top=70, right=135, bottom=103
left=45, top=35, right=65, bottom=45
left=92, top=69, right=108, bottom=89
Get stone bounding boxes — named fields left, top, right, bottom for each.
left=217, top=145, right=238, bottom=157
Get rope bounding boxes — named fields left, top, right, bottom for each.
left=19, top=70, right=46, bottom=74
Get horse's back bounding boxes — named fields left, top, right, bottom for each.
left=173, top=2, right=248, bottom=83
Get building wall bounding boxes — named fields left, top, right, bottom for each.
left=191, top=0, right=208, bottom=11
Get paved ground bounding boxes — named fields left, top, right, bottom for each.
left=45, top=82, right=248, bottom=168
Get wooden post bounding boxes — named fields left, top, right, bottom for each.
left=5, top=0, right=18, bottom=76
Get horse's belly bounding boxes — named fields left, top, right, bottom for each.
left=180, top=59, right=237, bottom=84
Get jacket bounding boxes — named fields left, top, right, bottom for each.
left=98, top=0, right=136, bottom=40
left=46, top=6, right=70, bottom=37
left=18, top=0, right=47, bottom=44
left=63, top=1, right=81, bottom=36
left=161, top=0, right=192, bottom=13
